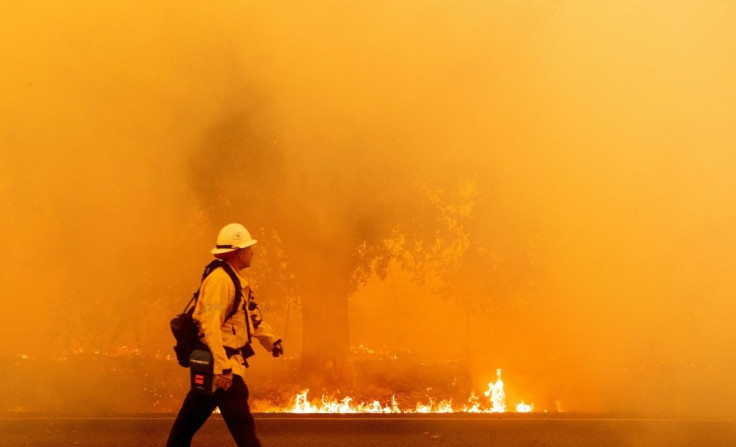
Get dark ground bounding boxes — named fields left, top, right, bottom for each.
left=1, top=414, right=735, bottom=447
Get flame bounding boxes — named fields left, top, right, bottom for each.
left=484, top=368, right=506, bottom=413
left=284, top=369, right=534, bottom=413
left=462, top=391, right=482, bottom=413
left=293, top=390, right=401, bottom=414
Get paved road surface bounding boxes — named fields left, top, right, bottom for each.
left=2, top=414, right=734, bottom=447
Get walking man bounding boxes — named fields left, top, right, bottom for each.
left=167, top=223, right=283, bottom=447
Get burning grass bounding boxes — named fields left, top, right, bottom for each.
left=2, top=350, right=534, bottom=415
left=253, top=368, right=533, bottom=414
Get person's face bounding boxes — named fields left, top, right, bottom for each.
left=238, top=246, right=254, bottom=268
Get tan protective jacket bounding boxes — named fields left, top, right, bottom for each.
left=192, top=264, right=280, bottom=377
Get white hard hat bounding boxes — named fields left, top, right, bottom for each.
left=211, top=223, right=258, bottom=255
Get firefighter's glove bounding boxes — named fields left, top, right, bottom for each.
left=271, top=339, right=283, bottom=358
left=214, top=372, right=233, bottom=391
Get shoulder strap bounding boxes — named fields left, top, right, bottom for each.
left=217, top=261, right=244, bottom=321
left=182, top=260, right=224, bottom=313
left=219, top=263, right=251, bottom=344
left=185, top=260, right=250, bottom=344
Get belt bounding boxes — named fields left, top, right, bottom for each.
left=195, top=340, right=253, bottom=367
left=224, top=346, right=241, bottom=357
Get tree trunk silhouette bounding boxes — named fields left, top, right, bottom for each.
left=291, top=250, right=353, bottom=387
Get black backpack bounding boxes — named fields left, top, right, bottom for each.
left=170, top=260, right=243, bottom=367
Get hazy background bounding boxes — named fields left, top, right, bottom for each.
left=1, top=1, right=735, bottom=416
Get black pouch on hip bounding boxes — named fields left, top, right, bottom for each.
left=240, top=343, right=255, bottom=360
left=189, top=349, right=214, bottom=395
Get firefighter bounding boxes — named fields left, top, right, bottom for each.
left=166, top=223, right=283, bottom=447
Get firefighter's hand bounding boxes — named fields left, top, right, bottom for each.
left=214, top=372, right=233, bottom=391
left=271, top=339, right=283, bottom=358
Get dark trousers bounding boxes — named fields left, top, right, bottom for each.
left=166, top=375, right=261, bottom=447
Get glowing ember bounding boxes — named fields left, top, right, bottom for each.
left=285, top=369, right=533, bottom=413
